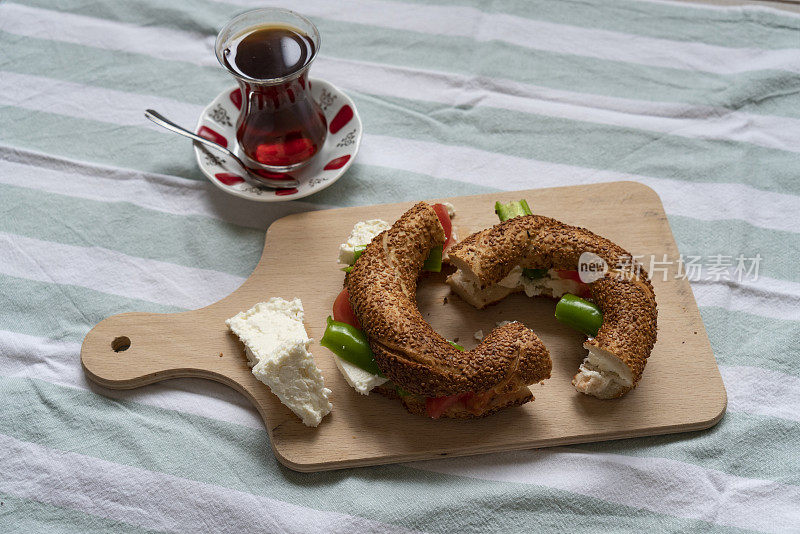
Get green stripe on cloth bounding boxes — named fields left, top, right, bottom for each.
left=0, top=183, right=262, bottom=278
left=0, top=30, right=227, bottom=106
left=398, top=0, right=800, bottom=50
left=0, top=275, right=182, bottom=343
left=302, top=163, right=494, bottom=207
left=669, top=215, right=800, bottom=284
left=0, top=492, right=158, bottom=534
left=6, top=1, right=800, bottom=120
left=0, top=107, right=201, bottom=181
left=258, top=19, right=800, bottom=120
left=11, top=0, right=231, bottom=37
left=352, top=93, right=800, bottom=196
left=0, top=377, right=746, bottom=533
left=572, top=411, right=800, bottom=486
left=0, top=103, right=493, bottom=208
left=702, top=306, right=800, bottom=378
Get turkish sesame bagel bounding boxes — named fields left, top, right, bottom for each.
left=447, top=214, right=658, bottom=399
left=346, top=202, right=552, bottom=416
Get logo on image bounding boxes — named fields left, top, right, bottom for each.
left=578, top=252, right=608, bottom=283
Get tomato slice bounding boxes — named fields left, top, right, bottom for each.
left=556, top=270, right=582, bottom=283
left=556, top=270, right=592, bottom=298
left=332, top=288, right=361, bottom=330
left=425, top=392, right=473, bottom=419
left=432, top=203, right=452, bottom=248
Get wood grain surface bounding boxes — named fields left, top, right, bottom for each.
left=81, top=181, right=726, bottom=472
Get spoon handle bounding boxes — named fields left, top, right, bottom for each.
left=145, top=109, right=236, bottom=160
left=145, top=109, right=300, bottom=190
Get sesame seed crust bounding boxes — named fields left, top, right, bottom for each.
left=448, top=215, right=658, bottom=397
left=346, top=202, right=552, bottom=403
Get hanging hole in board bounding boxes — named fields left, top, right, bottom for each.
left=112, top=336, right=131, bottom=352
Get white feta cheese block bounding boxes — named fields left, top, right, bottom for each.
left=250, top=341, right=332, bottom=427
left=338, top=219, right=391, bottom=264
left=226, top=298, right=332, bottom=427
left=333, top=356, right=387, bottom=395
left=474, top=329, right=484, bottom=341
left=226, top=298, right=308, bottom=367
left=442, top=202, right=456, bottom=218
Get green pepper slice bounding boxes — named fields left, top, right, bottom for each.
left=320, top=316, right=383, bottom=376
left=522, top=268, right=548, bottom=279
left=495, top=200, right=545, bottom=280
left=422, top=245, right=443, bottom=273
left=352, top=245, right=367, bottom=263
left=495, top=199, right=532, bottom=222
left=448, top=340, right=465, bottom=351
left=554, top=294, right=603, bottom=337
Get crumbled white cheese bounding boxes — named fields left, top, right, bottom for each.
left=338, top=219, right=391, bottom=264
left=333, top=356, right=387, bottom=395
left=498, top=267, right=581, bottom=298
left=447, top=269, right=515, bottom=308
left=497, top=266, right=524, bottom=289
left=496, top=320, right=513, bottom=327
left=445, top=226, right=459, bottom=253
left=226, top=298, right=332, bottom=427
left=474, top=329, right=484, bottom=341
left=442, top=202, right=456, bottom=219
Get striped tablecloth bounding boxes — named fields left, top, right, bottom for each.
left=2, top=0, right=799, bottom=531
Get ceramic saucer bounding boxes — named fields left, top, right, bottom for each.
left=194, top=79, right=362, bottom=202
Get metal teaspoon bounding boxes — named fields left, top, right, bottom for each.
left=144, top=109, right=299, bottom=189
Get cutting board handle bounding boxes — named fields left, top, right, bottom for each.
left=80, top=309, right=250, bottom=393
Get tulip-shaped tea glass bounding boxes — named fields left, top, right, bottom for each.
left=215, top=9, right=327, bottom=172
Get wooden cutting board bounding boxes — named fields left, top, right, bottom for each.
left=81, top=181, right=726, bottom=472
